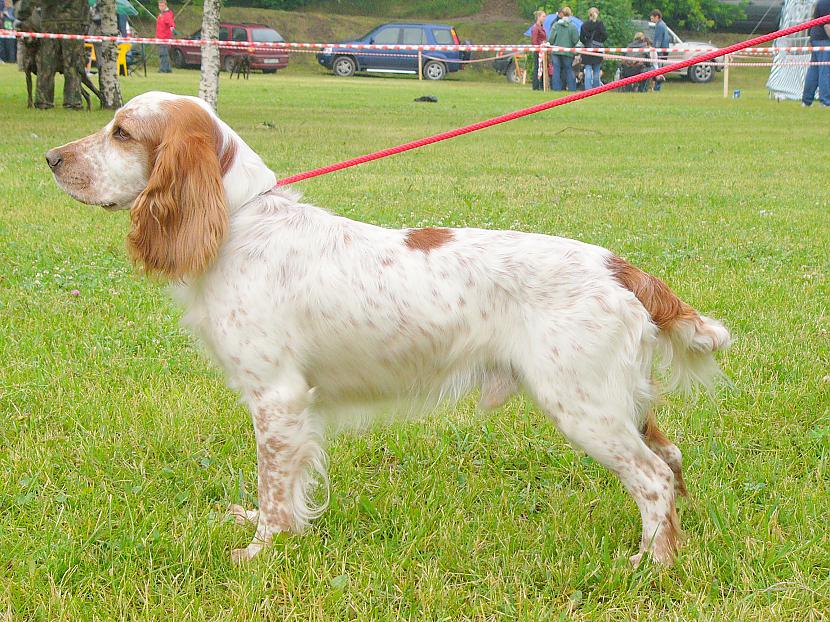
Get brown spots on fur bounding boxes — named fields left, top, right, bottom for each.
left=404, top=227, right=453, bottom=253
left=218, top=136, right=237, bottom=176
left=606, top=255, right=698, bottom=331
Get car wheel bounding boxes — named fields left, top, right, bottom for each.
left=333, top=56, right=356, bottom=77
left=505, top=60, right=519, bottom=83
left=688, top=62, right=714, bottom=83
left=223, top=56, right=236, bottom=73
left=170, top=48, right=184, bottom=69
left=423, top=60, right=446, bottom=81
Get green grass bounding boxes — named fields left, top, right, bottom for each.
left=1, top=64, right=829, bottom=621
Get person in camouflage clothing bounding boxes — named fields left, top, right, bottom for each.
left=17, top=0, right=88, bottom=109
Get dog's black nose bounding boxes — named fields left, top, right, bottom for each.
left=45, top=149, right=63, bottom=170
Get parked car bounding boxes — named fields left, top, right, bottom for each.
left=631, top=19, right=723, bottom=83
left=168, top=23, right=289, bottom=74
left=316, top=23, right=471, bottom=80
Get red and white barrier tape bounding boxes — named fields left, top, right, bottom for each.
left=2, top=29, right=830, bottom=55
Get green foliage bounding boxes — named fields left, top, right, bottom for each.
left=518, top=0, right=542, bottom=19
left=542, top=0, right=634, bottom=46
left=632, top=0, right=746, bottom=31
left=225, top=0, right=484, bottom=18
left=224, top=0, right=314, bottom=10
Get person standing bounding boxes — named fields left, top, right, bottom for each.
left=17, top=0, right=88, bottom=109
left=649, top=9, right=670, bottom=92
left=580, top=7, right=607, bottom=90
left=550, top=7, right=579, bottom=91
left=530, top=9, right=547, bottom=91
left=801, top=0, right=830, bottom=107
left=1, top=0, right=15, bottom=63
left=155, top=0, right=176, bottom=73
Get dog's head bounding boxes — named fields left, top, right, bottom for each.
left=46, top=91, right=276, bottom=279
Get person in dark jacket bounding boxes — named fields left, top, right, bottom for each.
left=579, top=6, right=607, bottom=89
left=618, top=32, right=649, bottom=92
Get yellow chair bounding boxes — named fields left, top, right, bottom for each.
left=84, top=42, right=96, bottom=72
left=117, top=43, right=132, bottom=76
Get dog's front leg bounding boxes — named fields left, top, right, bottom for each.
left=231, top=380, right=326, bottom=563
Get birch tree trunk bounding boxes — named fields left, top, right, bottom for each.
left=97, top=0, right=123, bottom=108
left=198, top=0, right=221, bottom=111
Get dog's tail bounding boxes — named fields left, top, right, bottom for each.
left=607, top=255, right=731, bottom=393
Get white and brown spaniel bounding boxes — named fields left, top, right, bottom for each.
left=46, top=91, right=730, bottom=565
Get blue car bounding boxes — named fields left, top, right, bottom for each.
left=317, top=23, right=471, bottom=80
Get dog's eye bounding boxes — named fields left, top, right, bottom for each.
left=113, top=126, right=131, bottom=141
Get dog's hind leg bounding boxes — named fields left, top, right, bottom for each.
left=530, top=386, right=680, bottom=565
left=642, top=409, right=688, bottom=497
left=518, top=328, right=680, bottom=565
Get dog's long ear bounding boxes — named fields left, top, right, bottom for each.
left=127, top=100, right=228, bottom=280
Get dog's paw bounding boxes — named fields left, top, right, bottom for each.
left=231, top=543, right=262, bottom=564
left=227, top=504, right=258, bottom=526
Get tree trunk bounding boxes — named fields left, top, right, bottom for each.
left=198, top=0, right=221, bottom=111
left=97, top=0, right=123, bottom=109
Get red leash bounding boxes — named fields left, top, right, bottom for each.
left=276, top=14, right=830, bottom=186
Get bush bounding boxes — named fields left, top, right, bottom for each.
left=224, top=0, right=484, bottom=17
left=631, top=0, right=745, bottom=31
left=542, top=0, right=634, bottom=46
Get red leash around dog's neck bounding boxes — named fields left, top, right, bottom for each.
left=276, top=14, right=830, bottom=187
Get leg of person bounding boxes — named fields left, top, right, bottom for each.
left=565, top=58, right=576, bottom=91
left=532, top=52, right=541, bottom=90
left=802, top=52, right=820, bottom=106
left=816, top=48, right=830, bottom=106
left=61, top=39, right=84, bottom=110
left=653, top=55, right=666, bottom=91
left=554, top=55, right=566, bottom=90
left=583, top=64, right=594, bottom=90
left=158, top=44, right=171, bottom=73
left=35, top=39, right=58, bottom=109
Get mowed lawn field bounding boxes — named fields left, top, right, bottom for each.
left=1, top=64, right=828, bottom=621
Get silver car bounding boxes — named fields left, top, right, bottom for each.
left=632, top=19, right=723, bottom=83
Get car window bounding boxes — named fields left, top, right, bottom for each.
left=431, top=29, right=454, bottom=45
left=189, top=29, right=201, bottom=40
left=372, top=27, right=400, bottom=44
left=251, top=28, right=284, bottom=43
left=219, top=28, right=229, bottom=41
left=401, top=27, right=425, bottom=45
left=232, top=28, right=247, bottom=42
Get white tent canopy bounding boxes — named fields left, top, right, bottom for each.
left=767, top=0, right=818, bottom=100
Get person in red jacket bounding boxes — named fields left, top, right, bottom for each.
left=156, top=0, right=176, bottom=73
left=530, top=10, right=547, bottom=91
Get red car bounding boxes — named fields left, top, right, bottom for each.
left=169, top=23, right=289, bottom=74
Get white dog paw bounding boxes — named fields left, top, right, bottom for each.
left=231, top=543, right=263, bottom=564
left=227, top=503, right=258, bottom=526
